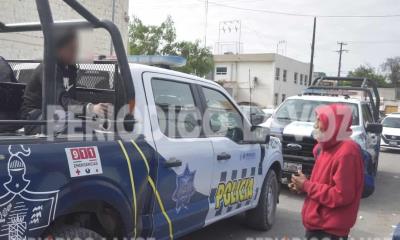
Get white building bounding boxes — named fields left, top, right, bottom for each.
left=0, top=0, right=129, bottom=60
left=213, top=53, right=311, bottom=108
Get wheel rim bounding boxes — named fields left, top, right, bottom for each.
left=266, top=181, right=276, bottom=223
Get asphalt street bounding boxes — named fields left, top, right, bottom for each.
left=182, top=150, right=400, bottom=240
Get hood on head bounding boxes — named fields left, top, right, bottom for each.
left=315, top=103, right=353, bottom=149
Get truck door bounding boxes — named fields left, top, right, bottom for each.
left=362, top=103, right=380, bottom=167
left=197, top=86, right=261, bottom=221
left=142, top=73, right=214, bottom=239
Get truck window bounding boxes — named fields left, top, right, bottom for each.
left=77, top=69, right=113, bottom=90
left=151, top=78, right=200, bottom=138
left=362, top=104, right=374, bottom=125
left=202, top=87, right=244, bottom=142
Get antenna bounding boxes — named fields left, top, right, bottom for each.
left=248, top=68, right=252, bottom=107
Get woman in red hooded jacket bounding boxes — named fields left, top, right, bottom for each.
left=291, top=103, right=364, bottom=240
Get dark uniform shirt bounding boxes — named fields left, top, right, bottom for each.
left=21, top=63, right=88, bottom=119
left=21, top=63, right=88, bottom=134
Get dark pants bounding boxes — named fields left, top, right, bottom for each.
left=306, top=230, right=348, bottom=240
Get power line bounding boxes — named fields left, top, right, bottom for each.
left=346, top=40, right=400, bottom=44
left=203, top=0, right=400, bottom=18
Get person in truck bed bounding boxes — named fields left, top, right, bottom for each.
left=21, top=28, right=111, bottom=134
left=290, top=104, right=364, bottom=240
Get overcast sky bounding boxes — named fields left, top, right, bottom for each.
left=129, top=0, right=400, bottom=75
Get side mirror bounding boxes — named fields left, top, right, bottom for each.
left=246, top=126, right=270, bottom=144
left=250, top=114, right=266, bottom=126
left=366, top=122, right=383, bottom=134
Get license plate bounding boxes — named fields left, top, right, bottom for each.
left=283, top=162, right=302, bottom=172
left=389, top=141, right=398, bottom=146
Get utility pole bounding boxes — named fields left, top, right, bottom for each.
left=204, top=0, right=208, bottom=48
left=217, top=20, right=242, bottom=54
left=336, top=42, right=349, bottom=77
left=248, top=68, right=252, bottom=107
left=109, top=0, right=116, bottom=56
left=309, top=17, right=316, bottom=85
left=276, top=40, right=286, bottom=55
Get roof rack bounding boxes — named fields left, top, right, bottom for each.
left=0, top=0, right=135, bottom=133
left=304, top=76, right=380, bottom=120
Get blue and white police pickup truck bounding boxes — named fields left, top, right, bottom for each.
left=0, top=1, right=283, bottom=239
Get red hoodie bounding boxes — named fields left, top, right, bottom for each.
left=301, top=104, right=364, bottom=236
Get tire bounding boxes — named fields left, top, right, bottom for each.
left=45, top=225, right=103, bottom=240
left=245, top=170, right=278, bottom=231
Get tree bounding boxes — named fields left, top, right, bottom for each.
left=382, top=57, right=400, bottom=99
left=173, top=40, right=213, bottom=77
left=128, top=17, right=163, bottom=55
left=348, top=65, right=388, bottom=87
left=128, top=16, right=213, bottom=77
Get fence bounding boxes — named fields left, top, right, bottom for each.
left=7, top=60, right=119, bottom=91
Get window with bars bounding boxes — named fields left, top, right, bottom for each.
left=283, top=69, right=287, bottom=82
left=275, top=68, right=280, bottom=81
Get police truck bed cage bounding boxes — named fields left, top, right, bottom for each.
left=0, top=0, right=134, bottom=130
left=303, top=76, right=380, bottom=120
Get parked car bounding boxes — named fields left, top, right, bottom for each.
left=265, top=77, right=382, bottom=188
left=380, top=113, right=400, bottom=150
left=0, top=1, right=283, bottom=239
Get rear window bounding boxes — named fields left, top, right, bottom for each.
left=76, top=69, right=112, bottom=90
left=275, top=99, right=360, bottom=126
left=17, top=69, right=35, bottom=84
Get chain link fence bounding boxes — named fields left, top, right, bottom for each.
left=7, top=60, right=119, bottom=91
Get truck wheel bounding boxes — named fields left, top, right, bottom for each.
left=45, top=226, right=103, bottom=240
left=245, top=170, right=278, bottom=231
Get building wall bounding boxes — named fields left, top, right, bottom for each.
left=273, top=54, right=310, bottom=107
left=214, top=61, right=274, bottom=107
left=378, top=88, right=397, bottom=101
left=214, top=54, right=310, bottom=108
left=0, top=0, right=129, bottom=60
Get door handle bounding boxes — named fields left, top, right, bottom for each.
left=164, top=158, right=183, bottom=168
left=217, top=152, right=231, bottom=161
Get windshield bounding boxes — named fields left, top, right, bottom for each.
left=382, top=117, right=400, bottom=128
left=275, top=99, right=360, bottom=126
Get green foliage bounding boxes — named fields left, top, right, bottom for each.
left=348, top=64, right=389, bottom=87
left=173, top=40, right=214, bottom=77
left=382, top=57, right=400, bottom=99
left=128, top=16, right=213, bottom=77
left=382, top=57, right=400, bottom=86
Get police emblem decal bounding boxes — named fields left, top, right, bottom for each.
left=172, top=164, right=196, bottom=213
left=0, top=145, right=59, bottom=240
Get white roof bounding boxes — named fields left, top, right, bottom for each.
left=129, top=63, right=219, bottom=87
left=286, top=94, right=367, bottom=104
left=386, top=113, right=400, bottom=118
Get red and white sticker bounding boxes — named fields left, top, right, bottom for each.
left=65, top=146, right=103, bottom=178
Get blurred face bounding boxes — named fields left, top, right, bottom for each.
left=312, top=117, right=325, bottom=141
left=57, top=38, right=78, bottom=65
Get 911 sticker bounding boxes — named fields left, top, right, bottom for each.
left=65, top=146, right=103, bottom=178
